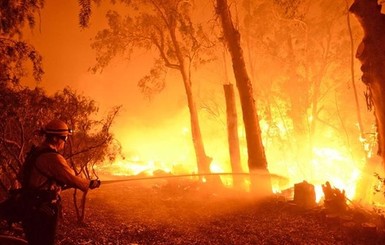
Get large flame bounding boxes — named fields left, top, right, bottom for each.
left=97, top=103, right=384, bottom=207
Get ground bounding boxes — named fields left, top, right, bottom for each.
left=2, top=178, right=385, bottom=244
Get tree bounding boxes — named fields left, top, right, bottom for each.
left=238, top=0, right=370, bottom=184
left=50, top=88, right=122, bottom=222
left=0, top=86, right=54, bottom=193
left=90, top=0, right=215, bottom=176
left=223, top=83, right=243, bottom=187
left=216, top=0, right=272, bottom=195
left=0, top=0, right=44, bottom=85
left=0, top=0, right=122, bottom=222
left=350, top=0, right=385, bottom=166
left=0, top=85, right=121, bottom=222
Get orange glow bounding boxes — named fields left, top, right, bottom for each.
left=99, top=109, right=375, bottom=204
left=21, top=1, right=384, bottom=207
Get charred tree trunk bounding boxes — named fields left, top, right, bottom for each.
left=216, top=0, right=272, bottom=195
left=350, top=0, right=385, bottom=166
left=223, top=83, right=242, bottom=187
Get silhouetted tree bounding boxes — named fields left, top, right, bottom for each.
left=350, top=0, right=385, bottom=166
left=0, top=0, right=44, bottom=85
left=50, top=88, right=122, bottom=222
left=0, top=85, right=121, bottom=222
left=216, top=0, right=272, bottom=195
left=0, top=0, right=122, bottom=222
left=90, top=0, right=215, bottom=176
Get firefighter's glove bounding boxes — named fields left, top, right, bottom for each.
left=89, top=179, right=101, bottom=189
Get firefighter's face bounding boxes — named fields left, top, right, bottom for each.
left=56, top=135, right=67, bottom=151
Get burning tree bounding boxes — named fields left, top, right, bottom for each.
left=228, top=0, right=376, bottom=198
left=90, top=0, right=215, bottom=176
left=216, top=0, right=272, bottom=195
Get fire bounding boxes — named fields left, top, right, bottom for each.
left=311, top=147, right=362, bottom=201
left=100, top=131, right=375, bottom=202
left=101, top=144, right=366, bottom=203
left=210, top=161, right=233, bottom=186
left=272, top=145, right=366, bottom=202
left=99, top=157, right=173, bottom=176
left=98, top=106, right=380, bottom=206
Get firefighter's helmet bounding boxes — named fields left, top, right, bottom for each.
left=44, top=119, right=72, bottom=136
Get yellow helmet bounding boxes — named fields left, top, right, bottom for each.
left=44, top=119, right=72, bottom=136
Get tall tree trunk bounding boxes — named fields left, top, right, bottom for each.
left=216, top=0, right=272, bottom=195
left=168, top=17, right=211, bottom=175
left=350, top=0, right=385, bottom=166
left=183, top=69, right=212, bottom=175
left=223, top=83, right=243, bottom=187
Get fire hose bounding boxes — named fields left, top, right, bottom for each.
left=100, top=172, right=288, bottom=185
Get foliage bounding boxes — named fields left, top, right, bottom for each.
left=272, top=0, right=307, bottom=19
left=0, top=0, right=44, bottom=85
left=51, top=88, right=122, bottom=177
left=90, top=0, right=217, bottom=175
left=78, top=0, right=103, bottom=28
left=240, top=0, right=364, bottom=156
left=0, top=84, right=122, bottom=200
left=0, top=0, right=44, bottom=36
left=0, top=0, right=123, bottom=223
left=0, top=85, right=54, bottom=193
left=90, top=0, right=215, bottom=98
left=137, top=59, right=167, bottom=99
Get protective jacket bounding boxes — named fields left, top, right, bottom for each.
left=27, top=143, right=90, bottom=193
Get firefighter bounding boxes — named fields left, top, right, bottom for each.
left=21, top=119, right=101, bottom=245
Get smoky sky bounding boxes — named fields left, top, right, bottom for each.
left=22, top=0, right=196, bottom=161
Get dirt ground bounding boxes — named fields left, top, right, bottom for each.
left=1, top=178, right=385, bottom=244
left=54, top=178, right=385, bottom=245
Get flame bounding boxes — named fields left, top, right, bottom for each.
left=265, top=146, right=363, bottom=202
left=210, top=161, right=232, bottom=186
left=311, top=147, right=362, bottom=200
left=100, top=105, right=381, bottom=206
